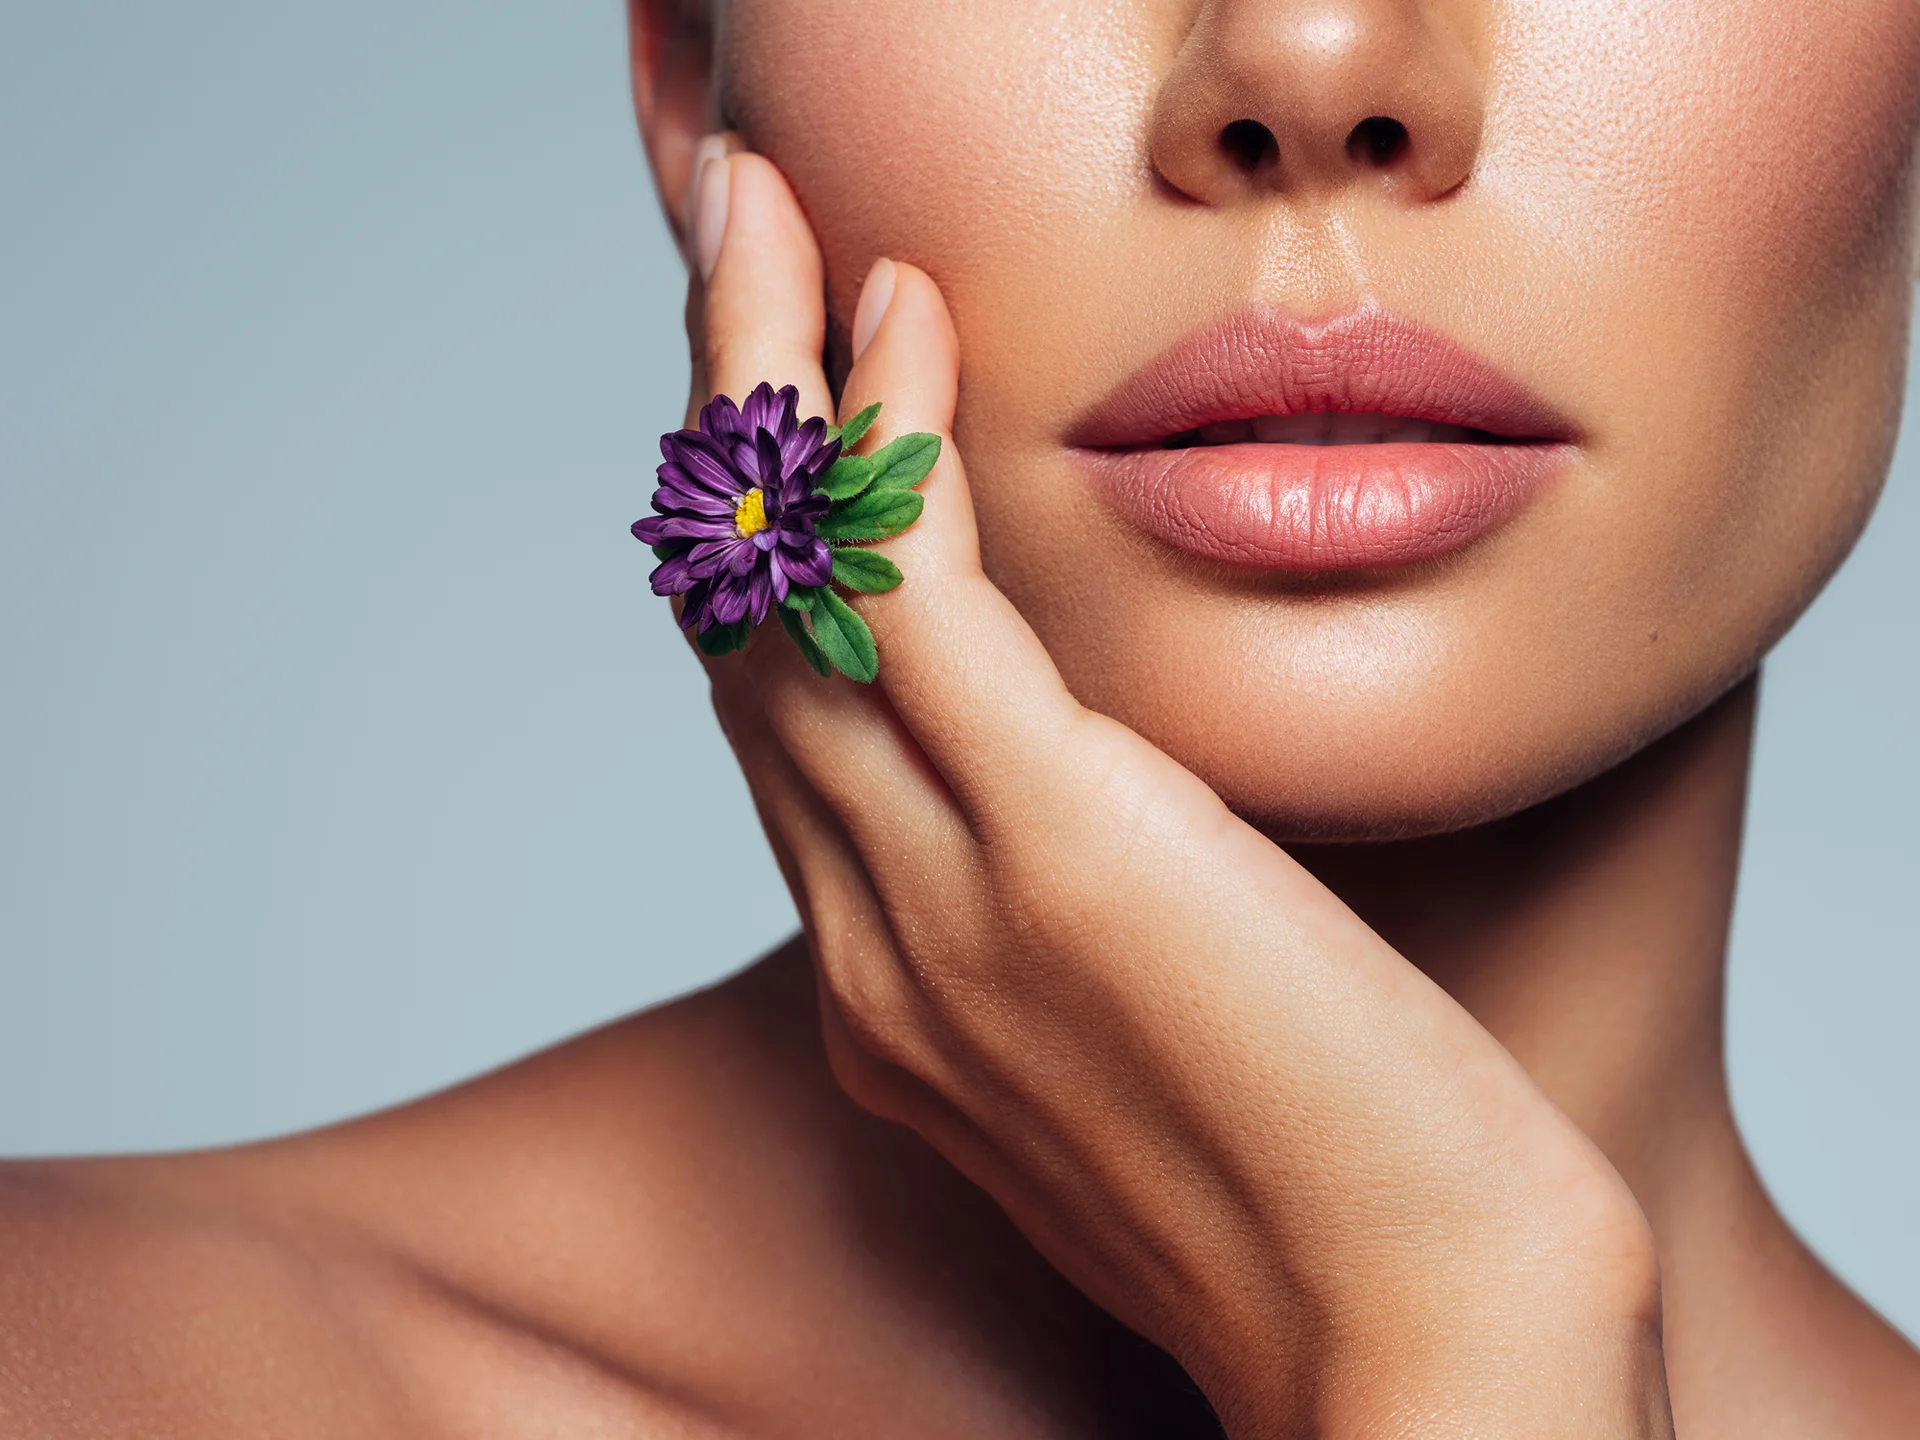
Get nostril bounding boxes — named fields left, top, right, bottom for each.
left=1346, top=116, right=1410, bottom=167
left=1218, top=118, right=1279, bottom=174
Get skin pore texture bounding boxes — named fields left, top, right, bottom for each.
left=2, top=1, right=1919, bottom=1437
left=709, top=0, right=1919, bottom=841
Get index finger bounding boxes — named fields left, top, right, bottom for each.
left=696, top=149, right=835, bottom=425
left=645, top=144, right=842, bottom=655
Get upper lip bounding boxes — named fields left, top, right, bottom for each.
left=1068, top=304, right=1578, bottom=450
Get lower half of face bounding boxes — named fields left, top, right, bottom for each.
left=724, top=0, right=1920, bottom=839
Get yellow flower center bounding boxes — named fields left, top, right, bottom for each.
left=733, top=487, right=769, bottom=539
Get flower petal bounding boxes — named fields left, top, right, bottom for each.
left=781, top=415, right=833, bottom=476
left=709, top=572, right=752, bottom=625
left=754, top=427, right=787, bottom=493
left=657, top=514, right=739, bottom=543
left=664, top=432, right=747, bottom=498
left=699, top=394, right=746, bottom=445
left=783, top=489, right=831, bottom=523
left=678, top=577, right=715, bottom=631
left=774, top=385, right=801, bottom=448
left=785, top=538, right=834, bottom=588
left=687, top=536, right=751, bottom=577
left=649, top=551, right=698, bottom=595
left=746, top=561, right=774, bottom=625
left=740, top=382, right=784, bottom=439
left=655, top=462, right=739, bottom=516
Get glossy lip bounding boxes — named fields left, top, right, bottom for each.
left=1071, top=305, right=1579, bottom=573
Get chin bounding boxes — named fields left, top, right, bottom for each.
left=1012, top=551, right=1774, bottom=845
left=1095, top=673, right=1718, bottom=845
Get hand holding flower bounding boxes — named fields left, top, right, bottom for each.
left=635, top=380, right=940, bottom=678
left=659, top=147, right=1678, bottom=1440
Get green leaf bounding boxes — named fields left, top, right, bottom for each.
left=696, top=621, right=740, bottom=657
left=780, top=585, right=818, bottom=612
left=866, top=432, right=941, bottom=491
left=816, top=487, right=924, bottom=541
left=810, top=589, right=879, bottom=683
left=695, top=618, right=752, bottom=657
left=837, top=402, right=882, bottom=450
left=778, top=607, right=831, bottom=676
left=831, top=548, right=903, bottom=593
left=816, top=453, right=874, bottom=502
left=650, top=543, right=680, bottom=562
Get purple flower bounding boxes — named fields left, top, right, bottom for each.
left=632, top=383, right=839, bottom=635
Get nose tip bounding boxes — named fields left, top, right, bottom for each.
left=1151, top=0, right=1485, bottom=207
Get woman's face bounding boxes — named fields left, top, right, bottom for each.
left=703, top=0, right=1919, bottom=839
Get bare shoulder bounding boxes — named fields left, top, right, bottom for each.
left=0, top=960, right=805, bottom=1440
left=0, top=1157, right=416, bottom=1438
left=0, top=950, right=1179, bottom=1438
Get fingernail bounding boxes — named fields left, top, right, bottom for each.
left=687, top=132, right=729, bottom=199
left=851, top=258, right=897, bottom=361
left=692, top=148, right=732, bottom=283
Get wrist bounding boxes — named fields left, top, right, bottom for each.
left=1188, top=1186, right=1672, bottom=1438
left=1317, top=1279, right=1671, bottom=1440
left=1200, top=1299, right=1670, bottom=1440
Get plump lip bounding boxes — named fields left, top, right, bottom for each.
left=1071, top=305, right=1578, bottom=572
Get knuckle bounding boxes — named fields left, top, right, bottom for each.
left=819, top=1025, right=914, bottom=1126
left=810, top=925, right=923, bottom=1075
left=700, top=327, right=749, bottom=393
left=976, top=821, right=1110, bottom=952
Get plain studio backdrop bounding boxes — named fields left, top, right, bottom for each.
left=3, top=1, right=1916, bottom=1343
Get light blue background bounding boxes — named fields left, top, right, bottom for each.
left=2, top=0, right=1915, bottom=1343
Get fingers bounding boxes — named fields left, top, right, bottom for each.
left=834, top=262, right=1089, bottom=808
left=739, top=619, right=973, bottom=868
left=678, top=150, right=1121, bottom=882
left=672, top=142, right=975, bottom=873
left=685, top=140, right=1090, bottom=825
left=706, top=662, right=956, bottom=1061
left=696, top=149, right=835, bottom=425
left=714, top=661, right=1030, bottom=1185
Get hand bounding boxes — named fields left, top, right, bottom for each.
left=672, top=144, right=1676, bottom=1440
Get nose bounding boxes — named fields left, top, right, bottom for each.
left=1149, top=0, right=1485, bottom=206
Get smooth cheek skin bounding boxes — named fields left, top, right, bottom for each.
left=724, top=0, right=1920, bottom=838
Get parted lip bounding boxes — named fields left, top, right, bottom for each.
left=1068, top=304, right=1578, bottom=450
left=1069, top=304, right=1579, bottom=573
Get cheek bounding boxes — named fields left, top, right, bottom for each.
left=721, top=0, right=1919, bottom=836
left=1487, top=1, right=1920, bottom=286
left=1497, top=0, right=1920, bottom=664
left=1482, top=0, right=1919, bottom=480
left=724, top=0, right=1165, bottom=319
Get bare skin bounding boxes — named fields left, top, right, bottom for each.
left=4, top=0, right=1920, bottom=1434
left=1, top=681, right=1915, bottom=1436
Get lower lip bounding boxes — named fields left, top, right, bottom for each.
left=1080, top=441, right=1573, bottom=572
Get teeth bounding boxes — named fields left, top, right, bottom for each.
left=1197, top=414, right=1485, bottom=446
left=1327, top=412, right=1386, bottom=444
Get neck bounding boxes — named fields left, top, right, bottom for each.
left=1289, top=675, right=1920, bottom=1436
left=735, top=669, right=1912, bottom=1432
left=1293, top=677, right=1755, bottom=1214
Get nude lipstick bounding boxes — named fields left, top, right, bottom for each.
left=1071, top=306, right=1577, bottom=572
